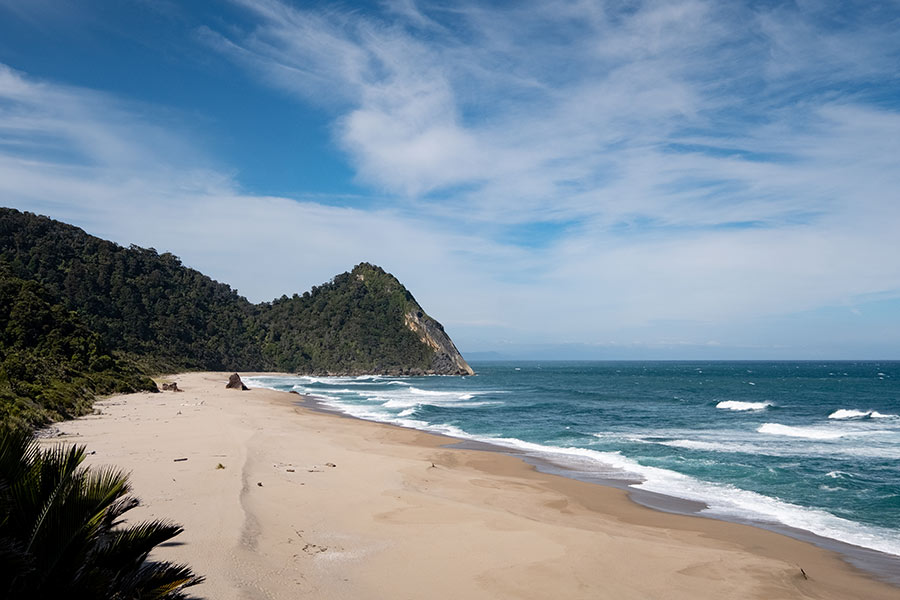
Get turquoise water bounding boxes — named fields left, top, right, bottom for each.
left=247, top=361, right=900, bottom=559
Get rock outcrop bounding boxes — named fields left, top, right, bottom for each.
left=404, top=309, right=475, bottom=376
left=226, top=373, right=249, bottom=390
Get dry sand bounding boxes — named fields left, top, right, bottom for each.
left=44, top=372, right=900, bottom=600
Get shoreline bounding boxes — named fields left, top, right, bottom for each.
left=290, top=386, right=900, bottom=588
left=45, top=372, right=900, bottom=599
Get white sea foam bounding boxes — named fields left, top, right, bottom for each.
left=407, top=386, right=476, bottom=397
left=829, top=409, right=873, bottom=419
left=871, top=411, right=898, bottom=419
left=382, top=397, right=417, bottom=409
left=827, top=409, right=897, bottom=420
left=657, top=439, right=735, bottom=452
left=481, top=436, right=900, bottom=557
left=244, top=375, right=900, bottom=558
left=661, top=437, right=900, bottom=459
left=757, top=423, right=846, bottom=440
left=716, top=400, right=772, bottom=411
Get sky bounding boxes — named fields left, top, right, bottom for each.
left=1, top=0, right=899, bottom=359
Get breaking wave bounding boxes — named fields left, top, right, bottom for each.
left=716, top=400, right=773, bottom=411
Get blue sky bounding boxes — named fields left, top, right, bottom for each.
left=1, top=0, right=899, bottom=359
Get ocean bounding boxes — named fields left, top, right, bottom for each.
left=246, top=361, right=900, bottom=574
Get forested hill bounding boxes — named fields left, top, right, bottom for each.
left=0, top=273, right=158, bottom=430
left=0, top=208, right=473, bottom=429
left=0, top=209, right=263, bottom=373
left=257, top=264, right=474, bottom=376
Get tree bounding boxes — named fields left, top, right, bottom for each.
left=0, top=430, right=203, bottom=599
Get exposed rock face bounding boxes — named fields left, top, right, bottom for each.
left=404, top=310, right=475, bottom=376
left=226, top=373, right=249, bottom=390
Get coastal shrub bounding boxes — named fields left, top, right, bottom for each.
left=0, top=271, right=158, bottom=430
left=0, top=209, right=445, bottom=380
left=0, top=429, right=204, bottom=598
left=0, top=208, right=463, bottom=432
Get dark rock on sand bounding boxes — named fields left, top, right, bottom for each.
left=226, top=373, right=249, bottom=390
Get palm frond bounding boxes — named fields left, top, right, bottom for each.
left=93, top=519, right=184, bottom=573
left=116, top=560, right=205, bottom=600
left=26, top=443, right=84, bottom=553
left=0, top=431, right=205, bottom=598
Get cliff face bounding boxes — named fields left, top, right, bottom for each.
left=404, top=309, right=474, bottom=376
left=345, top=262, right=474, bottom=376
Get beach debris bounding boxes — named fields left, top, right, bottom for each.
left=286, top=468, right=295, bottom=472
left=799, top=567, right=808, bottom=580
left=257, top=481, right=263, bottom=487
left=173, top=458, right=188, bottom=462
left=226, top=373, right=249, bottom=391
left=216, top=463, right=225, bottom=470
left=325, top=462, right=336, bottom=468
left=161, top=382, right=182, bottom=392
left=302, top=543, right=327, bottom=554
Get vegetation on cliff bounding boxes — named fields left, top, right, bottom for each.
left=0, top=208, right=471, bottom=430
left=259, top=264, right=438, bottom=374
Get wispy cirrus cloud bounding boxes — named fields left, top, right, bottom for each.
left=0, top=63, right=511, bottom=308
left=203, top=0, right=900, bottom=228
left=194, top=1, right=900, bottom=330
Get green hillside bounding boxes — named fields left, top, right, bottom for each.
left=259, top=264, right=437, bottom=375
left=0, top=273, right=157, bottom=431
left=0, top=209, right=263, bottom=373
left=0, top=208, right=472, bottom=430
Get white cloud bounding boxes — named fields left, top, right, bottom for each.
left=2, top=0, right=900, bottom=357
left=0, top=64, right=542, bottom=346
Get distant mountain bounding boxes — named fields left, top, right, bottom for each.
left=0, top=208, right=472, bottom=429
left=462, top=351, right=509, bottom=361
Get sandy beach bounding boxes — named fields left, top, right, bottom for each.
left=43, top=372, right=900, bottom=600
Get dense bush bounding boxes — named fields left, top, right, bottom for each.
left=259, top=263, right=435, bottom=374
left=0, top=273, right=158, bottom=430
left=0, top=208, right=457, bottom=429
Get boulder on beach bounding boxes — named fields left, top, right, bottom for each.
left=226, top=373, right=249, bottom=391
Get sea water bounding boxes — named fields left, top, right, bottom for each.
left=246, top=361, right=900, bottom=564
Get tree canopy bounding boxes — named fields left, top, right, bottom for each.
left=1, top=208, right=468, bottom=430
